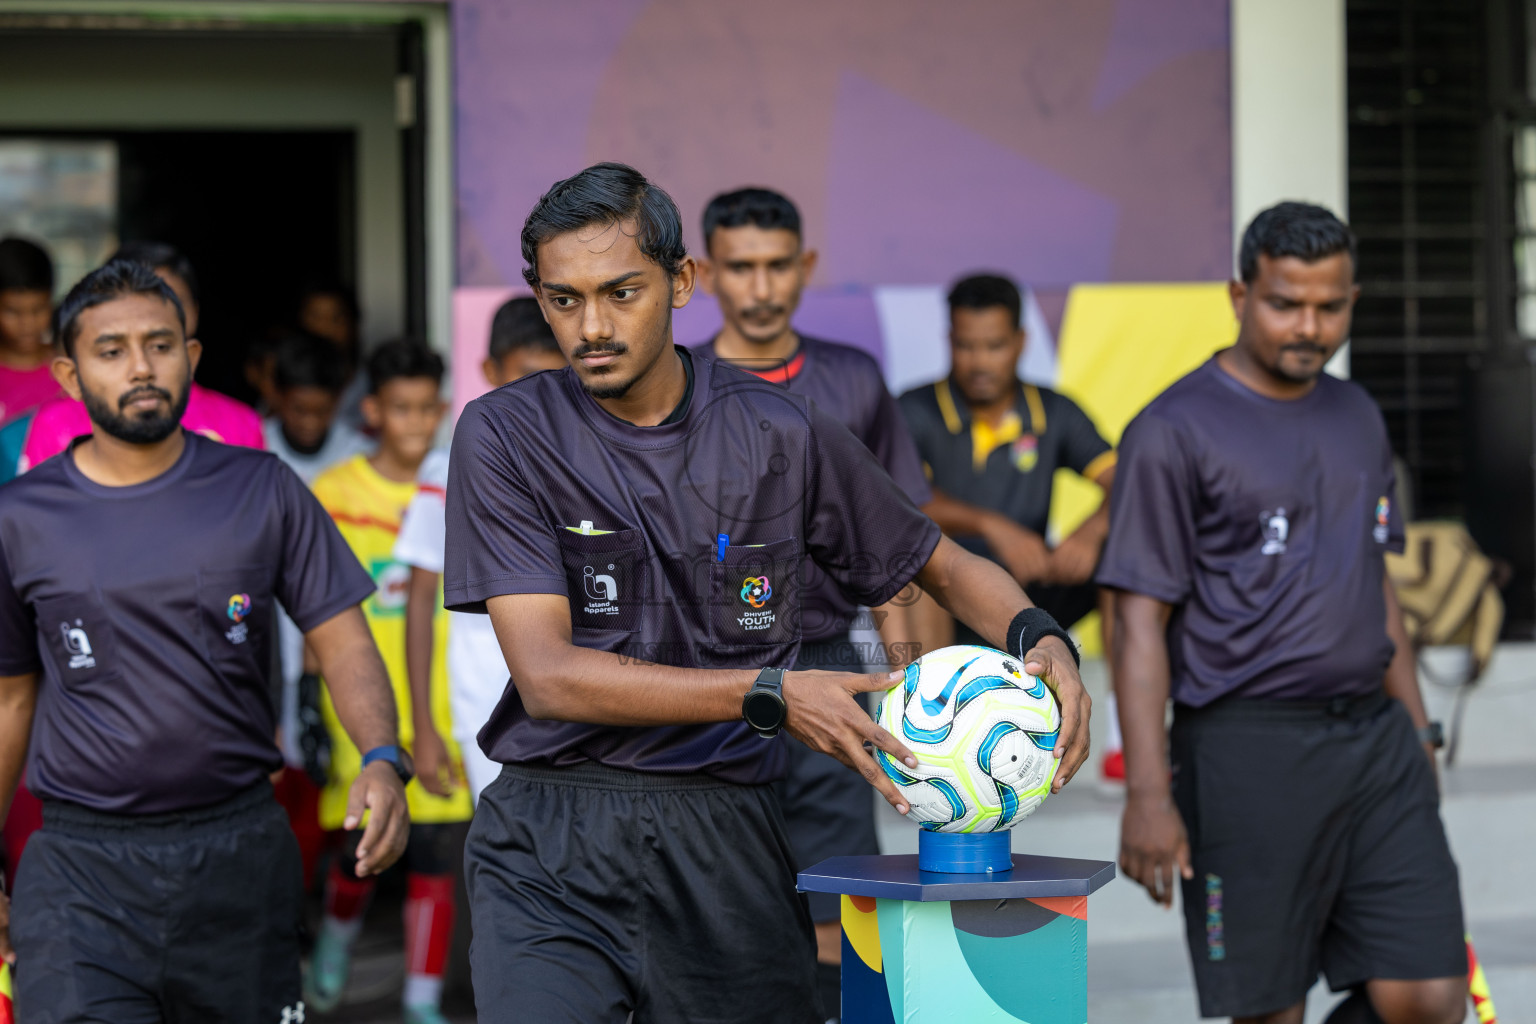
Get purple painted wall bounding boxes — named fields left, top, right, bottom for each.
left=451, top=0, right=1232, bottom=303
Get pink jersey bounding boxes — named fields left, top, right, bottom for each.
left=20, top=383, right=264, bottom=472
left=0, top=364, right=62, bottom=426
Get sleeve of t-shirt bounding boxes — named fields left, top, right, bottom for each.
left=1094, top=412, right=1197, bottom=604
left=896, top=389, right=939, bottom=477
left=442, top=401, right=566, bottom=613
left=1380, top=421, right=1407, bottom=555
left=271, top=461, right=377, bottom=632
left=0, top=538, right=40, bottom=675
left=861, top=381, right=933, bottom=507
left=804, top=403, right=942, bottom=608
left=1054, top=393, right=1114, bottom=478
left=394, top=451, right=449, bottom=573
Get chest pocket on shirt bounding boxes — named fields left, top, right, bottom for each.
left=34, top=594, right=121, bottom=690
left=709, top=537, right=801, bottom=649
left=197, top=567, right=272, bottom=678
left=557, top=528, right=647, bottom=635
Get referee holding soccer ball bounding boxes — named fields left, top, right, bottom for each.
left=444, top=162, right=1092, bottom=1023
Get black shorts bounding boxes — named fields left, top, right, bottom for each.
left=11, top=782, right=304, bottom=1024
left=466, top=762, right=819, bottom=1024
left=780, top=634, right=881, bottom=923
left=1171, top=693, right=1466, bottom=1019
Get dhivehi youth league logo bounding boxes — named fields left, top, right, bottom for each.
left=737, top=575, right=776, bottom=633
left=739, top=575, right=772, bottom=608
left=225, top=593, right=252, bottom=645
left=227, top=593, right=252, bottom=623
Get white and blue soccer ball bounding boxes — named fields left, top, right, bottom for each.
left=875, top=645, right=1061, bottom=833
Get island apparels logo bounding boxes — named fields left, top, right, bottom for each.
left=1260, top=508, right=1289, bottom=555
left=60, top=620, right=95, bottom=669
left=225, top=593, right=252, bottom=644
left=583, top=563, right=621, bottom=617
left=738, top=575, right=776, bottom=631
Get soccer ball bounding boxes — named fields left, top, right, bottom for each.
left=874, top=645, right=1060, bottom=833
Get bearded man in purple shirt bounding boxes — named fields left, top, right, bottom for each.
left=0, top=259, right=410, bottom=1024
left=1100, top=203, right=1467, bottom=1024
left=443, top=162, right=1091, bottom=1024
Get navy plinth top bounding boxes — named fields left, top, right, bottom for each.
left=798, top=853, right=1116, bottom=903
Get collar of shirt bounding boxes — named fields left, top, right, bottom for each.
left=935, top=377, right=1047, bottom=471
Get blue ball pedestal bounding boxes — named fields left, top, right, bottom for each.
left=918, top=828, right=1013, bottom=874
left=798, top=846, right=1115, bottom=1024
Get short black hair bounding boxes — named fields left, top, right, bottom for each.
left=1238, top=202, right=1356, bottom=283
left=273, top=331, right=348, bottom=395
left=111, top=240, right=199, bottom=307
left=366, top=337, right=443, bottom=394
left=0, top=236, right=54, bottom=295
left=488, top=296, right=558, bottom=361
left=521, top=162, right=687, bottom=288
left=55, top=258, right=186, bottom=358
left=701, top=188, right=802, bottom=250
left=297, top=279, right=361, bottom=323
left=948, top=274, right=1022, bottom=330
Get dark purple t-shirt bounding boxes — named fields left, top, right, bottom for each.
left=443, top=350, right=942, bottom=783
left=694, top=336, right=932, bottom=640
left=0, top=433, right=375, bottom=813
left=1096, top=358, right=1405, bottom=706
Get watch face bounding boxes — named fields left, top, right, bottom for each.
left=744, top=689, right=786, bottom=732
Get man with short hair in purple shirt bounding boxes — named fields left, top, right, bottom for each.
left=1099, top=203, right=1466, bottom=1024
left=444, top=162, right=1092, bottom=1024
left=692, top=185, right=931, bottom=1012
left=0, top=259, right=411, bottom=1024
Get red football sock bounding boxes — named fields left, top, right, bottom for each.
left=404, top=872, right=456, bottom=978
left=324, top=856, right=376, bottom=923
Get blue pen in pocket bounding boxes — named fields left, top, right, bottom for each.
left=715, top=533, right=729, bottom=562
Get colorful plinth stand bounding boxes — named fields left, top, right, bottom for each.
left=799, top=831, right=1114, bottom=1024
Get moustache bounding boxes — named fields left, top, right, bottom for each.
left=571, top=341, right=629, bottom=360
left=741, top=305, right=787, bottom=320
left=118, top=386, right=173, bottom=411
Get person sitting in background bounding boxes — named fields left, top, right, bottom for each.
left=21, top=241, right=264, bottom=471
left=264, top=331, right=372, bottom=483
left=0, top=236, right=62, bottom=425
left=396, top=297, right=567, bottom=805
left=898, top=273, right=1116, bottom=644
left=307, top=339, right=471, bottom=1024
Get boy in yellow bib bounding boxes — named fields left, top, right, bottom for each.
left=308, top=339, right=470, bottom=1024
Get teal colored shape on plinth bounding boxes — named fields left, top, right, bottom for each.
left=876, top=898, right=905, bottom=1022
left=954, top=913, right=1086, bottom=1024
left=874, top=900, right=1087, bottom=1023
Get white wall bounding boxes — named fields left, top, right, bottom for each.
left=1231, top=0, right=1350, bottom=373
left=0, top=29, right=406, bottom=342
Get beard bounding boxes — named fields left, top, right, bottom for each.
left=572, top=339, right=636, bottom=399
left=1270, top=343, right=1331, bottom=383
left=79, top=379, right=190, bottom=445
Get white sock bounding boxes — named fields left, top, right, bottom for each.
left=403, top=973, right=443, bottom=1009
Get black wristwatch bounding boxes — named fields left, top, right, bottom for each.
left=1418, top=722, right=1445, bottom=750
left=742, top=667, right=788, bottom=738
left=361, top=744, right=416, bottom=785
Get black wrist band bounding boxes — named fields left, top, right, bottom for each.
left=1006, top=607, right=1080, bottom=668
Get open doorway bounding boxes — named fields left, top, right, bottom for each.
left=0, top=7, right=452, bottom=398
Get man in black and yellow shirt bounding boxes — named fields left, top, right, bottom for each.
left=899, top=274, right=1116, bottom=641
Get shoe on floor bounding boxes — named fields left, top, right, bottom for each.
left=303, top=925, right=353, bottom=1013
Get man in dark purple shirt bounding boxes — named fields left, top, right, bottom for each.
left=690, top=186, right=931, bottom=1003
left=1099, top=204, right=1466, bottom=1024
left=0, top=260, right=410, bottom=1024
left=444, top=163, right=1091, bottom=1024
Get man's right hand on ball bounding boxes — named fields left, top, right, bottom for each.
left=783, top=670, right=916, bottom=815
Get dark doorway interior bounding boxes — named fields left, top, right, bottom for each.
left=4, top=129, right=358, bottom=405
left=117, top=130, right=357, bottom=404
